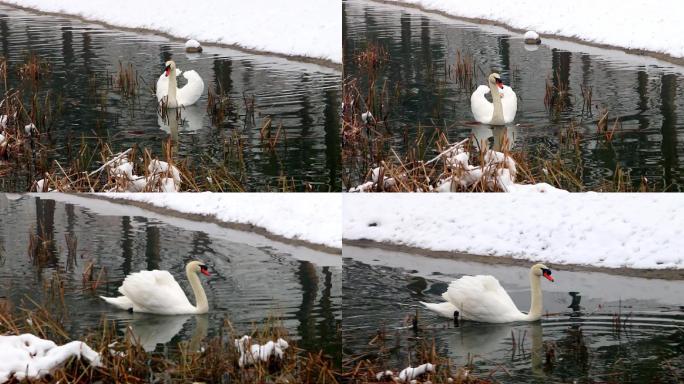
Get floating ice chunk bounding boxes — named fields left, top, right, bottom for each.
left=398, top=363, right=435, bottom=382
left=0, top=333, right=101, bottom=383
left=185, top=39, right=202, bottom=53
left=524, top=30, right=541, bottom=44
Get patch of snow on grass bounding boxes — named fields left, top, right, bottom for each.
left=0, top=334, right=101, bottom=383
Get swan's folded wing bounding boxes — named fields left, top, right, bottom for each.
left=443, top=275, right=521, bottom=323
left=501, top=85, right=517, bottom=123
left=177, top=70, right=204, bottom=107
left=119, top=270, right=192, bottom=313
left=471, top=85, right=493, bottom=124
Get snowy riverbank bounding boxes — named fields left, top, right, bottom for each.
left=343, top=194, right=684, bottom=269
left=384, top=0, right=684, bottom=60
left=1, top=0, right=342, bottom=64
left=106, top=193, right=342, bottom=249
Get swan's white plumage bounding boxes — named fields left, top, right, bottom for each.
left=422, top=263, right=553, bottom=323
left=419, top=301, right=458, bottom=319
left=101, top=270, right=198, bottom=315
left=441, top=275, right=528, bottom=323
left=156, top=67, right=204, bottom=107
left=470, top=84, right=517, bottom=124
left=470, top=85, right=493, bottom=124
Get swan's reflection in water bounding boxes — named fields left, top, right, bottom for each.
left=184, top=52, right=202, bottom=61
left=157, top=105, right=205, bottom=136
left=470, top=124, right=517, bottom=152
left=443, top=321, right=540, bottom=358
left=113, top=313, right=209, bottom=352
left=442, top=321, right=551, bottom=378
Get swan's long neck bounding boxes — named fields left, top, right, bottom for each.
left=526, top=271, right=543, bottom=321
left=186, top=266, right=208, bottom=314
left=167, top=68, right=178, bottom=107
left=489, top=82, right=505, bottom=125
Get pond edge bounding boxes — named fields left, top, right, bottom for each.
left=0, top=1, right=342, bottom=71
left=74, top=193, right=342, bottom=255
left=367, top=0, right=684, bottom=68
left=344, top=238, right=684, bottom=280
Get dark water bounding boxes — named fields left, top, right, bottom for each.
left=343, top=0, right=684, bottom=191
left=343, top=246, right=684, bottom=383
left=0, top=195, right=341, bottom=364
left=0, top=4, right=341, bottom=191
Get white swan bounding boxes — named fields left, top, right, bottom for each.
left=420, top=263, right=554, bottom=323
left=471, top=73, right=517, bottom=125
left=101, top=261, right=210, bottom=315
left=156, top=60, right=204, bottom=108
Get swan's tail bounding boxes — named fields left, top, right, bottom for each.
left=420, top=301, right=459, bottom=319
left=100, top=295, right=134, bottom=311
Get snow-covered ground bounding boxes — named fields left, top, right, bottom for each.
left=106, top=193, right=341, bottom=249
left=1, top=0, right=342, bottom=64
left=0, top=334, right=100, bottom=383
left=385, top=0, right=684, bottom=59
left=344, top=194, right=684, bottom=269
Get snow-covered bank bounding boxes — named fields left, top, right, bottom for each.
left=1, top=0, right=341, bottom=64
left=344, top=194, right=684, bottom=269
left=384, top=0, right=684, bottom=60
left=107, top=193, right=341, bottom=249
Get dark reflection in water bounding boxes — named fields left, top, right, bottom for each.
left=0, top=4, right=340, bottom=191
left=343, top=0, right=684, bottom=190
left=343, top=255, right=684, bottom=383
left=0, top=196, right=342, bottom=365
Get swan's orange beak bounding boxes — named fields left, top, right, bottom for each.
left=201, top=269, right=210, bottom=277
left=543, top=272, right=554, bottom=282
left=164, top=66, right=170, bottom=77
left=495, top=78, right=504, bottom=89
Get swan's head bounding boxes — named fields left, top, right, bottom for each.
left=164, top=60, right=176, bottom=77
left=187, top=260, right=210, bottom=277
left=488, top=73, right=504, bottom=89
left=531, top=263, right=554, bottom=282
